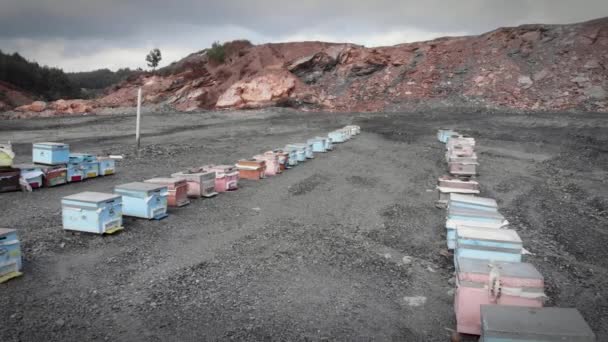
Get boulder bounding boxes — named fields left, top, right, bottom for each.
left=216, top=73, right=297, bottom=109
left=521, top=31, right=541, bottom=43
left=518, top=75, right=533, bottom=89
left=49, top=99, right=95, bottom=114
left=15, top=101, right=47, bottom=112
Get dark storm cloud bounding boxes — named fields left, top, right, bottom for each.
left=3, top=0, right=608, bottom=39
left=1, top=0, right=607, bottom=71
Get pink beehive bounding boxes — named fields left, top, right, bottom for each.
left=201, top=165, right=239, bottom=192
left=454, top=257, right=545, bottom=336
left=254, top=151, right=280, bottom=176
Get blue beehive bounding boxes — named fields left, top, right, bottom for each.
left=292, top=142, right=313, bottom=159
left=286, top=144, right=307, bottom=162
left=97, top=157, right=116, bottom=176
left=437, top=129, right=458, bottom=143
left=0, top=228, right=22, bottom=271
left=480, top=306, right=596, bottom=342
left=33, top=142, right=70, bottom=165
left=325, top=136, right=334, bottom=150
left=455, top=226, right=523, bottom=264
left=283, top=147, right=299, bottom=166
left=67, top=162, right=85, bottom=182
left=309, top=138, right=326, bottom=153
left=62, top=192, right=123, bottom=234
left=447, top=208, right=507, bottom=246
left=329, top=130, right=346, bottom=143
left=448, top=207, right=506, bottom=226
left=449, top=194, right=498, bottom=212
left=115, top=182, right=168, bottom=220
left=84, top=161, right=100, bottom=179
left=69, top=153, right=96, bottom=163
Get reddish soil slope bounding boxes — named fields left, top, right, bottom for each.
left=6, top=18, right=608, bottom=116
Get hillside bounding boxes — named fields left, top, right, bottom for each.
left=0, top=50, right=80, bottom=102
left=6, top=17, right=608, bottom=116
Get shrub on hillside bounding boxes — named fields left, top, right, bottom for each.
left=207, top=41, right=226, bottom=63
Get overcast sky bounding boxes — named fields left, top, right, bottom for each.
left=1, top=0, right=607, bottom=72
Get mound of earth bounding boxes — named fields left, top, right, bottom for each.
left=5, top=17, right=608, bottom=117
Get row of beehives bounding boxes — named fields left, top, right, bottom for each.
left=0, top=125, right=360, bottom=284
left=436, top=129, right=595, bottom=341
left=63, top=125, right=360, bottom=232
left=0, top=126, right=361, bottom=284
left=0, top=142, right=116, bottom=193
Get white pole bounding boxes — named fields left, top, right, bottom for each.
left=136, top=87, right=142, bottom=152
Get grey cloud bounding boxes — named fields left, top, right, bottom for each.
left=1, top=0, right=606, bottom=70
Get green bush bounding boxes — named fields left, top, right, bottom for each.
left=207, top=41, right=226, bottom=63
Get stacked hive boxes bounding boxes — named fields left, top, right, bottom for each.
left=2, top=142, right=118, bottom=192
left=171, top=168, right=218, bottom=198
left=437, top=129, right=595, bottom=339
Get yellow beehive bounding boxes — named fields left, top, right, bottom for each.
left=0, top=143, right=15, bottom=167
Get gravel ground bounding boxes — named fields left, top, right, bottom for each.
left=0, top=109, right=607, bottom=341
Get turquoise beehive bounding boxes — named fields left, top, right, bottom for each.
left=309, top=138, right=326, bottom=153
left=0, top=228, right=22, bottom=271
left=33, top=142, right=70, bottom=165
left=97, top=157, right=116, bottom=176
left=449, top=194, right=498, bottom=212
left=83, top=161, right=100, bottom=179
left=67, top=162, right=85, bottom=182
left=286, top=144, right=307, bottom=162
left=455, top=226, right=523, bottom=264
left=62, top=192, right=123, bottom=234
left=329, top=130, right=346, bottom=143
left=115, top=182, right=168, bottom=220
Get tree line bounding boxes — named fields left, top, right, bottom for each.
left=0, top=50, right=140, bottom=101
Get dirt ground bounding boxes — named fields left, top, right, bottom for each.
left=0, top=109, right=607, bottom=341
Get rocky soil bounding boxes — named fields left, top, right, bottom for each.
left=0, top=109, right=606, bottom=341
left=3, top=17, right=608, bottom=119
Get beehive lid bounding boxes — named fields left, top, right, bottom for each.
left=13, top=163, right=39, bottom=170
left=437, top=186, right=480, bottom=194
left=481, top=306, right=596, bottom=341
left=36, top=164, right=67, bottom=170
left=115, top=182, right=166, bottom=192
left=439, top=175, right=479, bottom=184
left=0, top=228, right=16, bottom=236
left=450, top=194, right=497, bottom=207
left=456, top=257, right=542, bottom=280
left=144, top=177, right=184, bottom=185
left=63, top=191, right=120, bottom=203
left=34, top=142, right=68, bottom=147
left=457, top=226, right=522, bottom=243
left=448, top=207, right=504, bottom=220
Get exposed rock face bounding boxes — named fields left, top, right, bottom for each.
left=49, top=99, right=96, bottom=114
left=5, top=17, right=608, bottom=117
left=16, top=101, right=47, bottom=112
left=216, top=73, right=297, bottom=108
